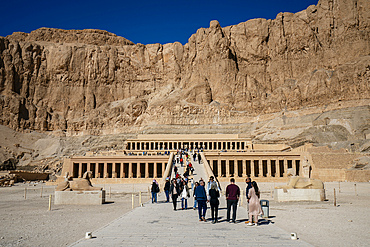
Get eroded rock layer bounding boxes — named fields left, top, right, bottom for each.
left=0, top=0, right=369, bottom=136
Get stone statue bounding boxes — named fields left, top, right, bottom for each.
left=277, top=176, right=324, bottom=192
left=301, top=157, right=311, bottom=178
left=55, top=172, right=72, bottom=191
left=56, top=171, right=102, bottom=191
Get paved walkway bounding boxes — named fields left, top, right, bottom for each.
left=70, top=155, right=312, bottom=247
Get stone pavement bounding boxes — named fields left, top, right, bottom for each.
left=70, top=154, right=312, bottom=247
left=70, top=193, right=311, bottom=247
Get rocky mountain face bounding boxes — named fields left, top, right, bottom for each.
left=0, top=0, right=369, bottom=139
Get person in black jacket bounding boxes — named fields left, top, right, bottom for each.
left=151, top=180, right=159, bottom=203
left=164, top=178, right=171, bottom=202
left=209, top=182, right=220, bottom=224
left=169, top=179, right=180, bottom=210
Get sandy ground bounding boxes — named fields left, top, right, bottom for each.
left=0, top=181, right=369, bottom=247
left=0, top=183, right=151, bottom=247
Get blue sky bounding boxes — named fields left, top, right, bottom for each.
left=1, top=0, right=318, bottom=45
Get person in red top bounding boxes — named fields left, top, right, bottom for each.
left=225, top=178, right=240, bottom=223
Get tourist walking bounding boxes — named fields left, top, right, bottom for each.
left=193, top=182, right=199, bottom=209
left=247, top=181, right=263, bottom=226
left=207, top=176, right=219, bottom=194
left=151, top=179, right=159, bottom=203
left=197, top=153, right=201, bottom=163
left=180, top=180, right=190, bottom=209
left=226, top=178, right=240, bottom=223
left=194, top=180, right=207, bottom=221
left=164, top=178, right=171, bottom=202
left=209, top=182, right=220, bottom=224
left=170, top=179, right=180, bottom=210
left=189, top=163, right=194, bottom=175
left=245, top=177, right=253, bottom=222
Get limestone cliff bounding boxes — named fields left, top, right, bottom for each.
left=0, top=0, right=369, bottom=136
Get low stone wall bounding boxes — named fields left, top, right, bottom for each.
left=345, top=170, right=370, bottom=182
left=311, top=168, right=346, bottom=182
left=54, top=190, right=106, bottom=205
left=274, top=189, right=326, bottom=202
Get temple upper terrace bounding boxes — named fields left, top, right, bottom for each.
left=124, top=134, right=291, bottom=152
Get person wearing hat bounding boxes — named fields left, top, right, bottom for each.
left=164, top=177, right=171, bottom=202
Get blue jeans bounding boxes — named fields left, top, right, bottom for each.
left=193, top=198, right=197, bottom=208
left=197, top=200, right=207, bottom=219
left=151, top=192, right=157, bottom=203
left=181, top=198, right=188, bottom=209
left=165, top=190, right=170, bottom=202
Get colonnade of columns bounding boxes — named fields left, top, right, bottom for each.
left=208, top=158, right=302, bottom=178
left=72, top=162, right=166, bottom=179
left=126, top=140, right=249, bottom=151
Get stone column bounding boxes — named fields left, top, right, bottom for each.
left=87, top=163, right=91, bottom=172
left=103, top=163, right=108, bottom=178
left=244, top=160, right=248, bottom=177
left=103, top=162, right=108, bottom=178
left=154, top=163, right=158, bottom=178
left=267, top=159, right=272, bottom=177
left=226, top=160, right=231, bottom=177
left=128, top=163, right=133, bottom=178
left=250, top=160, right=255, bottom=178
left=145, top=163, right=149, bottom=178
left=234, top=160, right=238, bottom=177
left=112, top=162, right=117, bottom=178
left=137, top=163, right=141, bottom=178
left=77, top=163, right=82, bottom=178
left=217, top=160, right=221, bottom=178
left=283, top=159, right=288, bottom=177
left=259, top=159, right=263, bottom=177
left=95, top=163, right=99, bottom=178
left=275, top=160, right=280, bottom=177
left=120, top=163, right=125, bottom=178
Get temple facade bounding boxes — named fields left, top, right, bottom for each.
left=61, top=134, right=308, bottom=183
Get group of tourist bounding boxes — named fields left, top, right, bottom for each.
left=193, top=177, right=262, bottom=225
left=158, top=176, right=263, bottom=225
left=151, top=147, right=262, bottom=225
